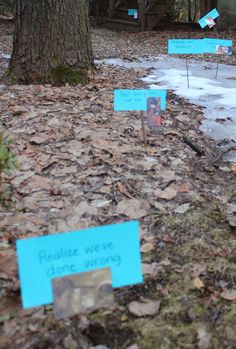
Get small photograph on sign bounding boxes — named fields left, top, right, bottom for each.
left=205, top=17, right=216, bottom=28
left=53, top=268, right=114, bottom=319
left=216, top=45, right=233, bottom=55
left=147, top=97, right=161, bottom=128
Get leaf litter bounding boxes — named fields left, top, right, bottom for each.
left=0, top=21, right=236, bottom=349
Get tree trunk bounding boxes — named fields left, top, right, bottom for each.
left=188, top=0, right=192, bottom=23
left=200, top=0, right=214, bottom=17
left=8, top=0, right=94, bottom=85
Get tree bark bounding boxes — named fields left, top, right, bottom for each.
left=8, top=0, right=94, bottom=85
left=200, top=0, right=216, bottom=17
left=188, top=0, right=192, bottom=23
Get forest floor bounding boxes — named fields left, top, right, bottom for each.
left=0, top=20, right=236, bottom=349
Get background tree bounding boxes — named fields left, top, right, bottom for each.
left=200, top=0, right=216, bottom=16
left=8, top=0, right=94, bottom=85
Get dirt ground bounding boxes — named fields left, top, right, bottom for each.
left=0, top=21, right=236, bottom=349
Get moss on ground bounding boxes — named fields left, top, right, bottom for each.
left=84, top=199, right=236, bottom=348
left=2, top=64, right=89, bottom=86
left=50, top=65, right=89, bottom=86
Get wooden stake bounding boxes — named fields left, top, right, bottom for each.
left=140, top=111, right=147, bottom=150
left=215, top=58, right=219, bottom=79
left=139, top=0, right=146, bottom=32
left=186, top=58, right=190, bottom=88
left=214, top=26, right=220, bottom=80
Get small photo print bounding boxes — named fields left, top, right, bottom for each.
left=216, top=45, right=233, bottom=55
left=205, top=17, right=216, bottom=28
left=147, top=96, right=161, bottom=128
left=52, top=268, right=114, bottom=319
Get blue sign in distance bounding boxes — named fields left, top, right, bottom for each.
left=114, top=89, right=167, bottom=111
left=198, top=8, right=220, bottom=28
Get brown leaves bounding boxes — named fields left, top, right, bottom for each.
left=30, top=135, right=49, bottom=145
left=197, top=328, right=211, bottom=349
left=227, top=202, right=236, bottom=227
left=155, top=187, right=177, bottom=200
left=116, top=199, right=149, bottom=219
left=128, top=298, right=161, bottom=317
left=191, top=264, right=206, bottom=278
left=141, top=242, right=155, bottom=253
left=0, top=250, right=18, bottom=280
left=0, top=24, right=236, bottom=349
left=231, top=163, right=236, bottom=172
left=142, top=263, right=163, bottom=276
left=9, top=105, right=28, bottom=116
left=193, top=277, right=205, bottom=290
left=220, top=289, right=236, bottom=301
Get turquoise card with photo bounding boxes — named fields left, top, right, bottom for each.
left=17, top=221, right=142, bottom=308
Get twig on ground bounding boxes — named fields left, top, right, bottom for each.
left=183, top=136, right=205, bottom=156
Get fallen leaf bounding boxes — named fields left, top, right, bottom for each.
left=159, top=258, right=171, bottom=266
left=126, top=345, right=140, bottom=349
left=117, top=199, right=148, bottom=219
left=219, top=166, right=231, bottom=172
left=94, top=199, right=112, bottom=208
left=152, top=201, right=167, bottom=212
left=128, top=299, right=161, bottom=317
left=155, top=187, right=177, bottom=200
left=9, top=105, right=28, bottom=115
left=30, top=135, right=49, bottom=144
left=67, top=140, right=83, bottom=157
left=231, top=163, right=236, bottom=172
left=17, top=155, right=36, bottom=171
left=172, top=182, right=190, bottom=193
left=197, top=327, right=211, bottom=349
left=116, top=144, right=132, bottom=154
left=11, top=171, right=35, bottom=186
left=0, top=251, right=18, bottom=279
left=92, top=139, right=110, bottom=150
left=175, top=203, right=191, bottom=214
left=192, top=264, right=206, bottom=278
left=220, top=289, right=236, bottom=301
left=156, top=170, right=176, bottom=182
left=0, top=314, right=11, bottom=323
left=117, top=182, right=133, bottom=198
left=141, top=242, right=155, bottom=253
left=143, top=235, right=156, bottom=243
left=193, top=277, right=205, bottom=289
left=227, top=215, right=236, bottom=227
left=142, top=263, right=163, bottom=276
left=162, top=234, right=175, bottom=243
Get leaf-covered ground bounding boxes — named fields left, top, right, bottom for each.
left=0, top=21, right=236, bottom=349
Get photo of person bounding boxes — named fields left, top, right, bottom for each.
left=147, top=96, right=161, bottom=128
left=52, top=268, right=114, bottom=319
left=216, top=45, right=233, bottom=55
left=205, top=17, right=216, bottom=28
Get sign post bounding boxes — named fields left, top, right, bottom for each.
left=114, top=89, right=167, bottom=150
left=185, top=58, right=190, bottom=88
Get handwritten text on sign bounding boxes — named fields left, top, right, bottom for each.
left=168, top=39, right=206, bottom=54
left=114, top=89, right=167, bottom=111
left=16, top=221, right=142, bottom=308
left=168, top=38, right=233, bottom=55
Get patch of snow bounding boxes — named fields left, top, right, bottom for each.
left=0, top=52, right=11, bottom=59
